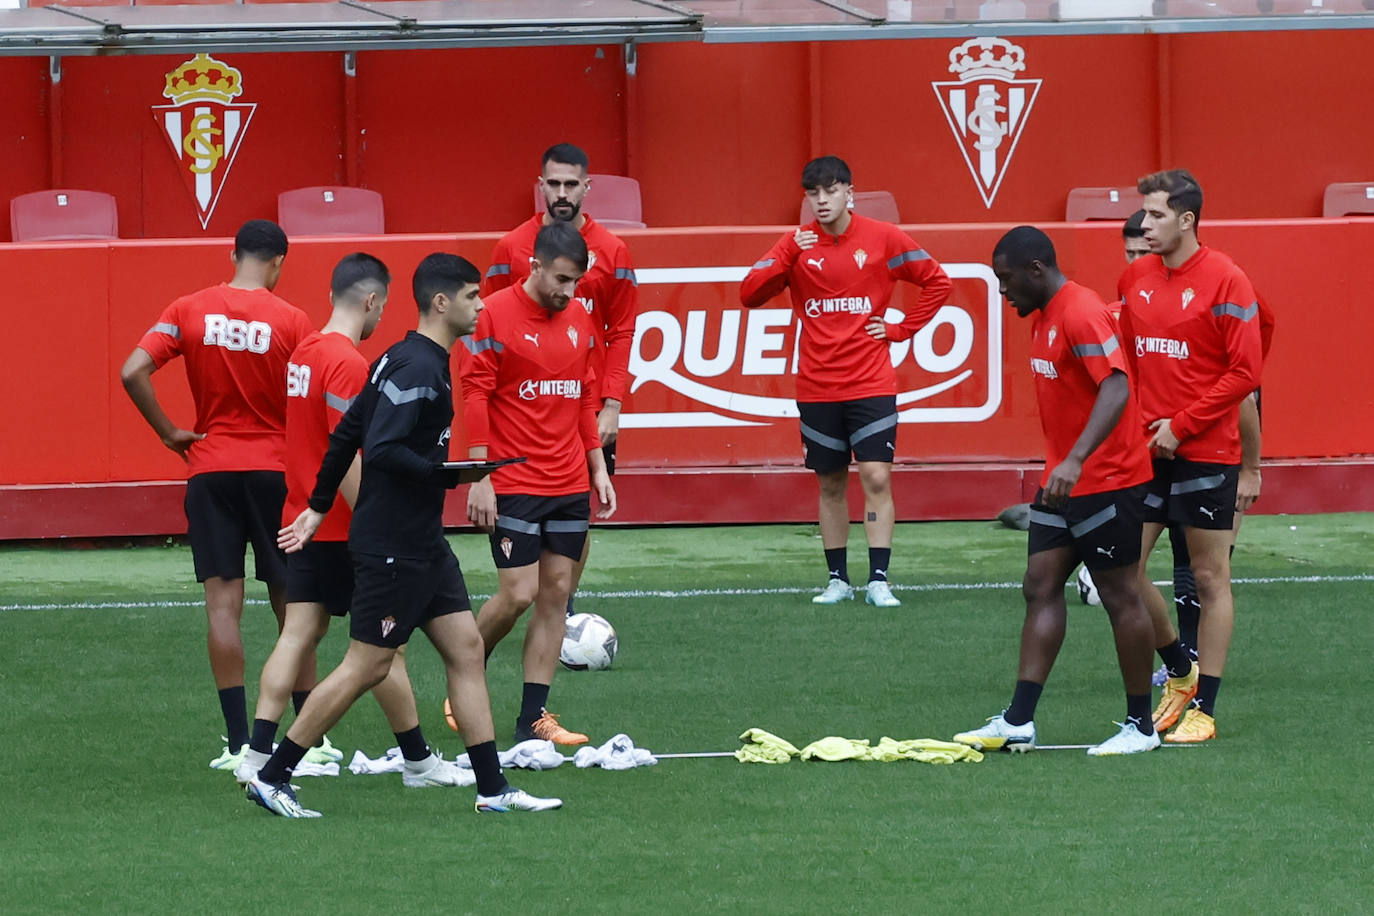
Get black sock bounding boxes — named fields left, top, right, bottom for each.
left=249, top=718, right=279, bottom=756
left=824, top=547, right=848, bottom=583
left=466, top=741, right=508, bottom=796
left=518, top=682, right=551, bottom=730
left=395, top=726, right=430, bottom=762
left=1194, top=674, right=1221, bottom=716
left=1126, top=695, right=1154, bottom=734
left=1157, top=640, right=1193, bottom=678
left=1173, top=568, right=1201, bottom=657
left=1005, top=680, right=1043, bottom=726
left=258, top=737, right=308, bottom=785
left=218, top=686, right=249, bottom=751
left=868, top=547, right=891, bottom=583
left=291, top=690, right=311, bottom=716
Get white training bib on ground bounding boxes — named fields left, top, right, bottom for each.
left=560, top=613, right=618, bottom=671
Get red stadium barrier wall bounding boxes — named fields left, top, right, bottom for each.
left=1, top=219, right=1372, bottom=537
left=2, top=31, right=1374, bottom=241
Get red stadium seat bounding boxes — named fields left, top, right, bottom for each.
left=1322, top=182, right=1374, bottom=217
left=1065, top=186, right=1141, bottom=221
left=533, top=174, right=646, bottom=229
left=10, top=189, right=118, bottom=242
left=277, top=186, right=384, bottom=236
left=800, top=190, right=901, bottom=224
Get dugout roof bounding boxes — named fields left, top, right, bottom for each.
left=0, top=0, right=1371, bottom=55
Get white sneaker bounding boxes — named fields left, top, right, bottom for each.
left=1086, top=719, right=1161, bottom=756
left=953, top=713, right=1036, bottom=752
left=245, top=777, right=322, bottom=818
left=233, top=748, right=271, bottom=786
left=1076, top=565, right=1101, bottom=606
left=812, top=578, right=854, bottom=604
left=864, top=580, right=901, bottom=607
left=474, top=787, right=563, bottom=813
left=302, top=734, right=344, bottom=765
left=403, top=752, right=476, bottom=788
left=209, top=743, right=247, bottom=771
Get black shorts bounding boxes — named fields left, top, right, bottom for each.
left=1028, top=485, right=1146, bottom=571
left=184, top=470, right=287, bottom=584
left=490, top=492, right=591, bottom=568
left=798, top=396, right=898, bottom=473
left=1142, top=458, right=1239, bottom=530
left=285, top=541, right=354, bottom=617
left=348, top=546, right=471, bottom=649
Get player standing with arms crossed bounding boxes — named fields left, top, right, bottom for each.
left=1118, top=170, right=1263, bottom=743
left=235, top=253, right=464, bottom=790
left=484, top=143, right=638, bottom=616
left=462, top=222, right=616, bottom=747
left=120, top=220, right=316, bottom=769
left=954, top=227, right=1158, bottom=755
left=740, top=156, right=952, bottom=607
left=254, top=254, right=559, bottom=816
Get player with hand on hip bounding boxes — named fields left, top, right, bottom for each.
left=741, top=156, right=952, bottom=608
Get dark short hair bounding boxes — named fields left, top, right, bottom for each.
left=533, top=221, right=589, bottom=272
left=801, top=156, right=852, bottom=190
left=542, top=143, right=589, bottom=173
left=412, top=252, right=480, bottom=314
left=234, top=220, right=288, bottom=261
left=331, top=252, right=390, bottom=298
left=992, top=225, right=1058, bottom=269
left=1122, top=210, right=1147, bottom=239
left=1138, top=169, right=1203, bottom=226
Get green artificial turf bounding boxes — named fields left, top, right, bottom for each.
left=1, top=516, right=1371, bottom=913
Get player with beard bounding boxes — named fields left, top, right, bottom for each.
left=481, top=143, right=638, bottom=620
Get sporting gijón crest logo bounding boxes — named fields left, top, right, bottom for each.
left=152, top=53, right=257, bottom=229
left=932, top=37, right=1042, bottom=209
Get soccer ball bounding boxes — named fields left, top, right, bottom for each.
left=560, top=613, right=618, bottom=671
left=1076, top=565, right=1102, bottom=606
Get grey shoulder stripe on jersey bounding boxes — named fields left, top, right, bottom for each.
left=324, top=392, right=355, bottom=413
left=1072, top=336, right=1120, bottom=358
left=1212, top=301, right=1258, bottom=321
left=151, top=322, right=180, bottom=339
left=462, top=336, right=504, bottom=355
left=380, top=378, right=438, bottom=405
left=887, top=249, right=930, bottom=270
left=485, top=264, right=511, bottom=278
left=751, top=258, right=775, bottom=271
left=614, top=268, right=638, bottom=286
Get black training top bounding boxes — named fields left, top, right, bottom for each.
left=309, top=331, right=453, bottom=558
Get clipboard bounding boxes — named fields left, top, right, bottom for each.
left=435, top=456, right=528, bottom=484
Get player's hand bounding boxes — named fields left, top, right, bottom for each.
left=593, top=470, right=617, bottom=519
left=161, top=428, right=205, bottom=461
left=598, top=401, right=621, bottom=447
left=278, top=508, right=324, bottom=554
left=467, top=477, right=497, bottom=532
left=1148, top=418, right=1179, bottom=458
left=1236, top=467, right=1261, bottom=513
left=865, top=317, right=892, bottom=340
left=1043, top=457, right=1082, bottom=509
left=793, top=229, right=819, bottom=251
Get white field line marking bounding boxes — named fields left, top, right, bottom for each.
left=2, top=573, right=1371, bottom=612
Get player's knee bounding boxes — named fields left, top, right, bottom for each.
left=857, top=464, right=890, bottom=495
left=816, top=471, right=848, bottom=500
left=1021, top=571, right=1058, bottom=606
